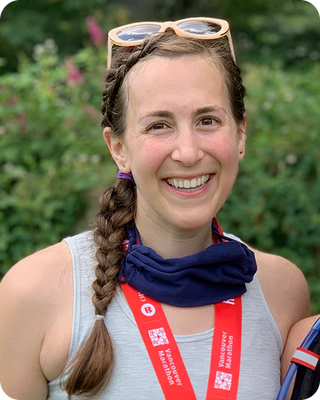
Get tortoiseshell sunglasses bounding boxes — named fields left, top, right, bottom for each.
left=107, top=17, right=236, bottom=68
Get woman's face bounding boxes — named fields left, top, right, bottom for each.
left=107, top=55, right=246, bottom=235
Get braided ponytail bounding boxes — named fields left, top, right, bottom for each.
left=63, top=179, right=135, bottom=398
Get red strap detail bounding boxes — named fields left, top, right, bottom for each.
left=206, top=297, right=242, bottom=399
left=213, top=217, right=225, bottom=237
left=292, top=347, right=320, bottom=371
left=121, top=283, right=242, bottom=400
left=121, top=283, right=196, bottom=399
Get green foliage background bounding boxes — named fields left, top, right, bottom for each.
left=0, top=0, right=320, bottom=311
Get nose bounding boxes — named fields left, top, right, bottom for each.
left=171, top=129, right=204, bottom=167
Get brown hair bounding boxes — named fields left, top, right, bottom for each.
left=63, top=31, right=246, bottom=398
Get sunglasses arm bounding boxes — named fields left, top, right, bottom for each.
left=227, top=31, right=236, bottom=64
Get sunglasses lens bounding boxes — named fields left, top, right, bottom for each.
left=117, top=24, right=161, bottom=41
left=177, top=20, right=222, bottom=35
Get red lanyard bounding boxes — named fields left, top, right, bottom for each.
left=121, top=282, right=242, bottom=400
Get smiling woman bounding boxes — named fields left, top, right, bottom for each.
left=108, top=55, right=244, bottom=238
left=0, top=17, right=310, bottom=400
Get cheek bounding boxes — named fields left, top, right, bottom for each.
left=130, top=140, right=169, bottom=174
left=207, top=135, right=239, bottom=163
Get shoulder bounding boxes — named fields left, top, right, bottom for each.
left=254, top=248, right=308, bottom=295
left=249, top=247, right=310, bottom=343
left=0, top=241, right=72, bottom=399
left=0, top=241, right=73, bottom=345
left=1, top=241, right=72, bottom=307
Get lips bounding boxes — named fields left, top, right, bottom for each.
left=166, top=174, right=211, bottom=190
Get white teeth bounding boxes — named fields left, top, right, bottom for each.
left=184, top=180, right=191, bottom=189
left=167, top=175, right=211, bottom=190
left=190, top=179, right=197, bottom=188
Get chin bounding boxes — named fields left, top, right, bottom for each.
left=168, top=214, right=214, bottom=232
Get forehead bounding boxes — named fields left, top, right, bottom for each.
left=124, top=55, right=231, bottom=117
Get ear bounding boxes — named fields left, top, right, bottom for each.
left=103, top=127, right=131, bottom=173
left=237, top=113, right=246, bottom=160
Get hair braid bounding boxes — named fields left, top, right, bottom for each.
left=63, top=179, right=136, bottom=398
left=92, top=179, right=136, bottom=316
left=102, top=33, right=180, bottom=131
left=101, top=47, right=147, bottom=130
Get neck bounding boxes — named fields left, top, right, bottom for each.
left=134, top=215, right=214, bottom=259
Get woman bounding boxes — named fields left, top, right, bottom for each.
left=0, top=17, right=310, bottom=400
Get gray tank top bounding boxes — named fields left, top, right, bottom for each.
left=48, top=231, right=283, bottom=399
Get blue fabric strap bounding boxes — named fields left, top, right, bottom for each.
left=119, top=221, right=257, bottom=307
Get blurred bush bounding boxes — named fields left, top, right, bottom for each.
left=219, top=62, right=320, bottom=313
left=0, top=35, right=116, bottom=276
left=0, top=0, right=130, bottom=73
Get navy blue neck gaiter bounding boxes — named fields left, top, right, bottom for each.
left=119, top=221, right=257, bottom=307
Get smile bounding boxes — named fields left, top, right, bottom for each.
left=166, top=174, right=211, bottom=191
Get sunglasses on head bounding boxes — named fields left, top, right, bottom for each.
left=107, top=17, right=236, bottom=69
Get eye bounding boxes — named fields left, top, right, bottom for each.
left=198, top=117, right=220, bottom=126
left=147, top=122, right=169, bottom=131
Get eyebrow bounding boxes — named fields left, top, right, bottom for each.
left=139, top=105, right=227, bottom=123
left=140, top=110, right=174, bottom=121
left=193, top=106, right=227, bottom=116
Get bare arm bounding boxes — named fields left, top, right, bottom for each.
left=0, top=242, right=72, bottom=400
left=0, top=262, right=48, bottom=399
left=281, top=315, right=320, bottom=399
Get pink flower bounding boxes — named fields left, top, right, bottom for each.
left=65, top=57, right=84, bottom=85
left=86, top=16, right=106, bottom=47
